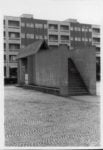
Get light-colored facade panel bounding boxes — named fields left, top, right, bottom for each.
left=4, top=15, right=21, bottom=78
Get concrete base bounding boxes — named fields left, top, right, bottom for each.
left=60, top=86, right=68, bottom=96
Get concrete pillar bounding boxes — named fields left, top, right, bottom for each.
left=27, top=56, right=34, bottom=84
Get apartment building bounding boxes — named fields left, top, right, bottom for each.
left=3, top=14, right=100, bottom=81
left=20, top=14, right=48, bottom=48
left=92, top=24, right=100, bottom=57
left=4, top=16, right=21, bottom=79
left=48, top=20, right=70, bottom=47
left=68, top=19, right=92, bottom=49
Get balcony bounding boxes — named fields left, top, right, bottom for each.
left=9, top=49, right=20, bottom=52
left=48, top=38, right=58, bottom=45
left=60, top=40, right=70, bottom=46
left=49, top=39, right=58, bottom=42
left=9, top=32, right=20, bottom=40
left=96, top=51, right=100, bottom=57
left=8, top=39, right=21, bottom=44
left=92, top=32, right=100, bottom=38
left=9, top=37, right=20, bottom=40
left=9, top=44, right=20, bottom=51
left=9, top=60, right=17, bottom=63
left=49, top=35, right=58, bottom=42
left=92, top=41, right=100, bottom=47
left=60, top=25, right=69, bottom=32
left=48, top=24, right=58, bottom=32
left=8, top=20, right=20, bottom=29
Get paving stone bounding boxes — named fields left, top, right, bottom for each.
left=4, top=86, right=100, bottom=146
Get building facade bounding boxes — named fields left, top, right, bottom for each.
left=3, top=14, right=100, bottom=80
left=4, top=16, right=21, bottom=79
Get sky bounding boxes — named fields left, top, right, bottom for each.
left=0, top=0, right=103, bottom=25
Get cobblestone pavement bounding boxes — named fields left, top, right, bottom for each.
left=4, top=86, right=100, bottom=147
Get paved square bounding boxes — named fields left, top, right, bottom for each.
left=4, top=85, right=100, bottom=146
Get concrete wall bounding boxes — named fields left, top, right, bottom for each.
left=35, top=46, right=69, bottom=95
left=70, top=46, right=96, bottom=95
left=18, top=59, right=25, bottom=84
left=27, top=56, right=34, bottom=84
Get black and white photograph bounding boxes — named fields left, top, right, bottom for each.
left=0, top=0, right=102, bottom=148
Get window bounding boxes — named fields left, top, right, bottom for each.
left=82, top=38, right=88, bottom=42
left=4, top=43, right=6, bottom=50
left=21, top=33, right=25, bottom=38
left=26, top=23, right=34, bottom=28
left=78, top=27, right=81, bottom=31
left=44, top=35, right=47, bottom=39
left=82, top=38, right=85, bottom=41
left=61, top=35, right=69, bottom=40
left=77, top=37, right=81, bottom=41
left=85, top=38, right=88, bottom=42
left=21, top=45, right=25, bottom=49
left=4, top=67, right=6, bottom=76
left=75, top=37, right=78, bottom=41
left=4, top=55, right=6, bottom=61
left=49, top=24, right=58, bottom=30
left=26, top=34, right=34, bottom=39
left=70, top=37, right=73, bottom=41
left=39, top=35, right=43, bottom=39
left=35, top=35, right=43, bottom=39
left=35, top=35, right=39, bottom=39
left=82, top=28, right=85, bottom=32
left=49, top=35, right=58, bottom=41
left=8, top=20, right=20, bottom=27
left=89, top=38, right=92, bottom=42
left=89, top=28, right=92, bottom=32
left=3, top=20, right=5, bottom=26
left=35, top=23, right=43, bottom=28
left=9, top=32, right=20, bottom=39
left=75, top=37, right=81, bottom=41
left=44, top=24, right=47, bottom=29
left=21, top=22, right=25, bottom=27
left=60, top=25, right=69, bottom=31
left=9, top=55, right=16, bottom=62
left=9, top=43, right=20, bottom=50
left=4, top=31, right=5, bottom=38
left=75, top=27, right=78, bottom=31
left=84, top=28, right=88, bottom=32
left=70, top=27, right=73, bottom=30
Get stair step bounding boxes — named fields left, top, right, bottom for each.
left=69, top=91, right=88, bottom=93
left=68, top=93, right=89, bottom=96
left=69, top=86, right=87, bottom=89
left=69, top=89, right=88, bottom=92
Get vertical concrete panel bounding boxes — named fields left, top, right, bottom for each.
left=35, top=46, right=69, bottom=90
left=28, top=56, right=34, bottom=84
left=18, top=59, right=25, bottom=85
left=32, top=55, right=36, bottom=85
left=17, top=61, right=20, bottom=84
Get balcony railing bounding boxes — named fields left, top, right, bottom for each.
left=9, top=37, right=20, bottom=40
left=92, top=41, right=100, bottom=44
left=8, top=25, right=20, bottom=29
left=9, top=49, right=20, bottom=52
left=48, top=28, right=58, bottom=32
left=60, top=40, right=69, bottom=43
left=92, top=32, right=100, bottom=37
left=49, top=39, right=58, bottom=42
left=9, top=60, right=17, bottom=63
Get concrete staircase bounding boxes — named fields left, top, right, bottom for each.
left=68, top=59, right=89, bottom=95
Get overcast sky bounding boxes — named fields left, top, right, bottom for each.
left=0, top=0, right=103, bottom=24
